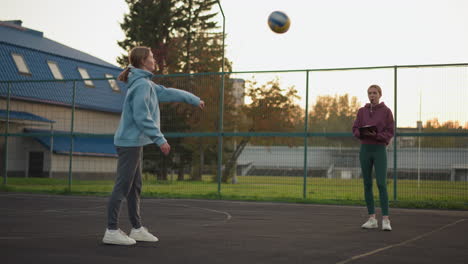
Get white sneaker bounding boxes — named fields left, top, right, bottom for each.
left=102, top=229, right=136, bottom=245
left=361, top=218, right=378, bottom=229
left=382, top=219, right=392, bottom=231
left=129, top=227, right=159, bottom=242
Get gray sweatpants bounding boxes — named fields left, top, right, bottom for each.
left=107, top=146, right=143, bottom=230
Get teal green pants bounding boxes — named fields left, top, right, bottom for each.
left=359, top=144, right=389, bottom=216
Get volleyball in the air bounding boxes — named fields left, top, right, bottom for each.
left=267, top=11, right=291, bottom=34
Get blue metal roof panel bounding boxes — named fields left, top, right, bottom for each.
left=0, top=109, right=55, bottom=123
left=0, top=44, right=127, bottom=113
left=26, top=129, right=117, bottom=157
left=0, top=21, right=120, bottom=69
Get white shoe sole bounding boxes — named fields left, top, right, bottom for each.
left=129, top=235, right=159, bottom=242
left=362, top=226, right=378, bottom=229
left=102, top=238, right=136, bottom=245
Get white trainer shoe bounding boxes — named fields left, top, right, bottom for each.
left=361, top=218, right=378, bottom=229
left=129, top=227, right=159, bottom=242
left=382, top=219, right=392, bottom=231
left=102, top=229, right=136, bottom=245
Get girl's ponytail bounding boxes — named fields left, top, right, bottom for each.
left=117, top=67, right=131, bottom=83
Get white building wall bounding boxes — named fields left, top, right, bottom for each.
left=52, top=155, right=117, bottom=173
left=1, top=99, right=120, bottom=178
left=231, top=78, right=245, bottom=107
left=1, top=99, right=120, bottom=133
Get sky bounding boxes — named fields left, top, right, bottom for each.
left=1, top=0, right=468, bottom=127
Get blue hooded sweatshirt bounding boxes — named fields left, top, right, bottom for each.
left=114, top=67, right=200, bottom=147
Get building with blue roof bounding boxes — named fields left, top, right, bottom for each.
left=0, top=20, right=125, bottom=179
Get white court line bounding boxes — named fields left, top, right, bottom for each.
left=151, top=201, right=232, bottom=226
left=190, top=206, right=233, bottom=226
left=336, top=219, right=467, bottom=264
left=1, top=193, right=467, bottom=218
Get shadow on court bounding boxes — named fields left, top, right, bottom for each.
left=0, top=193, right=467, bottom=264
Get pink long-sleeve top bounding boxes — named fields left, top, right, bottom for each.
left=352, top=102, right=395, bottom=146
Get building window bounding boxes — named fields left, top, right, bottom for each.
left=105, top=74, right=120, bottom=92
left=77, top=67, right=94, bottom=87
left=11, top=53, right=31, bottom=75
left=47, top=61, right=63, bottom=80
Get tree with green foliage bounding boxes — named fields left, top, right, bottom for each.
left=421, top=118, right=468, bottom=148
left=117, top=0, right=174, bottom=72
left=172, top=0, right=220, bottom=73
left=117, top=0, right=226, bottom=74
left=308, top=94, right=361, bottom=146
left=222, top=78, right=303, bottom=183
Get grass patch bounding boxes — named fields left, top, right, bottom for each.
left=1, top=176, right=467, bottom=210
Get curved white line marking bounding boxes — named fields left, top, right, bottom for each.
left=189, top=206, right=232, bottom=226
left=152, top=201, right=232, bottom=226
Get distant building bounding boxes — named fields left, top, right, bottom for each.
left=237, top=145, right=468, bottom=181
left=230, top=78, right=245, bottom=107
left=0, top=20, right=125, bottom=179
left=396, top=127, right=419, bottom=147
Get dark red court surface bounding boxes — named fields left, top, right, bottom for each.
left=1, top=193, right=467, bottom=264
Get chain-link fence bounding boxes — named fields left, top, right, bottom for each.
left=1, top=64, right=467, bottom=206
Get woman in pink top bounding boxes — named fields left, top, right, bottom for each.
left=352, top=84, right=394, bottom=231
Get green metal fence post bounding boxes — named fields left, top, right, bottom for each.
left=68, top=81, right=76, bottom=192
left=2, top=82, right=11, bottom=184
left=216, top=0, right=225, bottom=195
left=303, top=71, right=310, bottom=199
left=393, top=66, right=398, bottom=201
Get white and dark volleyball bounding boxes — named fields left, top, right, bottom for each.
left=267, top=11, right=291, bottom=34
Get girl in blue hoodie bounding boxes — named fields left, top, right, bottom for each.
left=103, top=46, right=205, bottom=245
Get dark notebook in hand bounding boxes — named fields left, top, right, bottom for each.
left=359, top=125, right=377, bottom=134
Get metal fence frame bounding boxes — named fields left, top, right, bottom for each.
left=1, top=63, right=468, bottom=202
